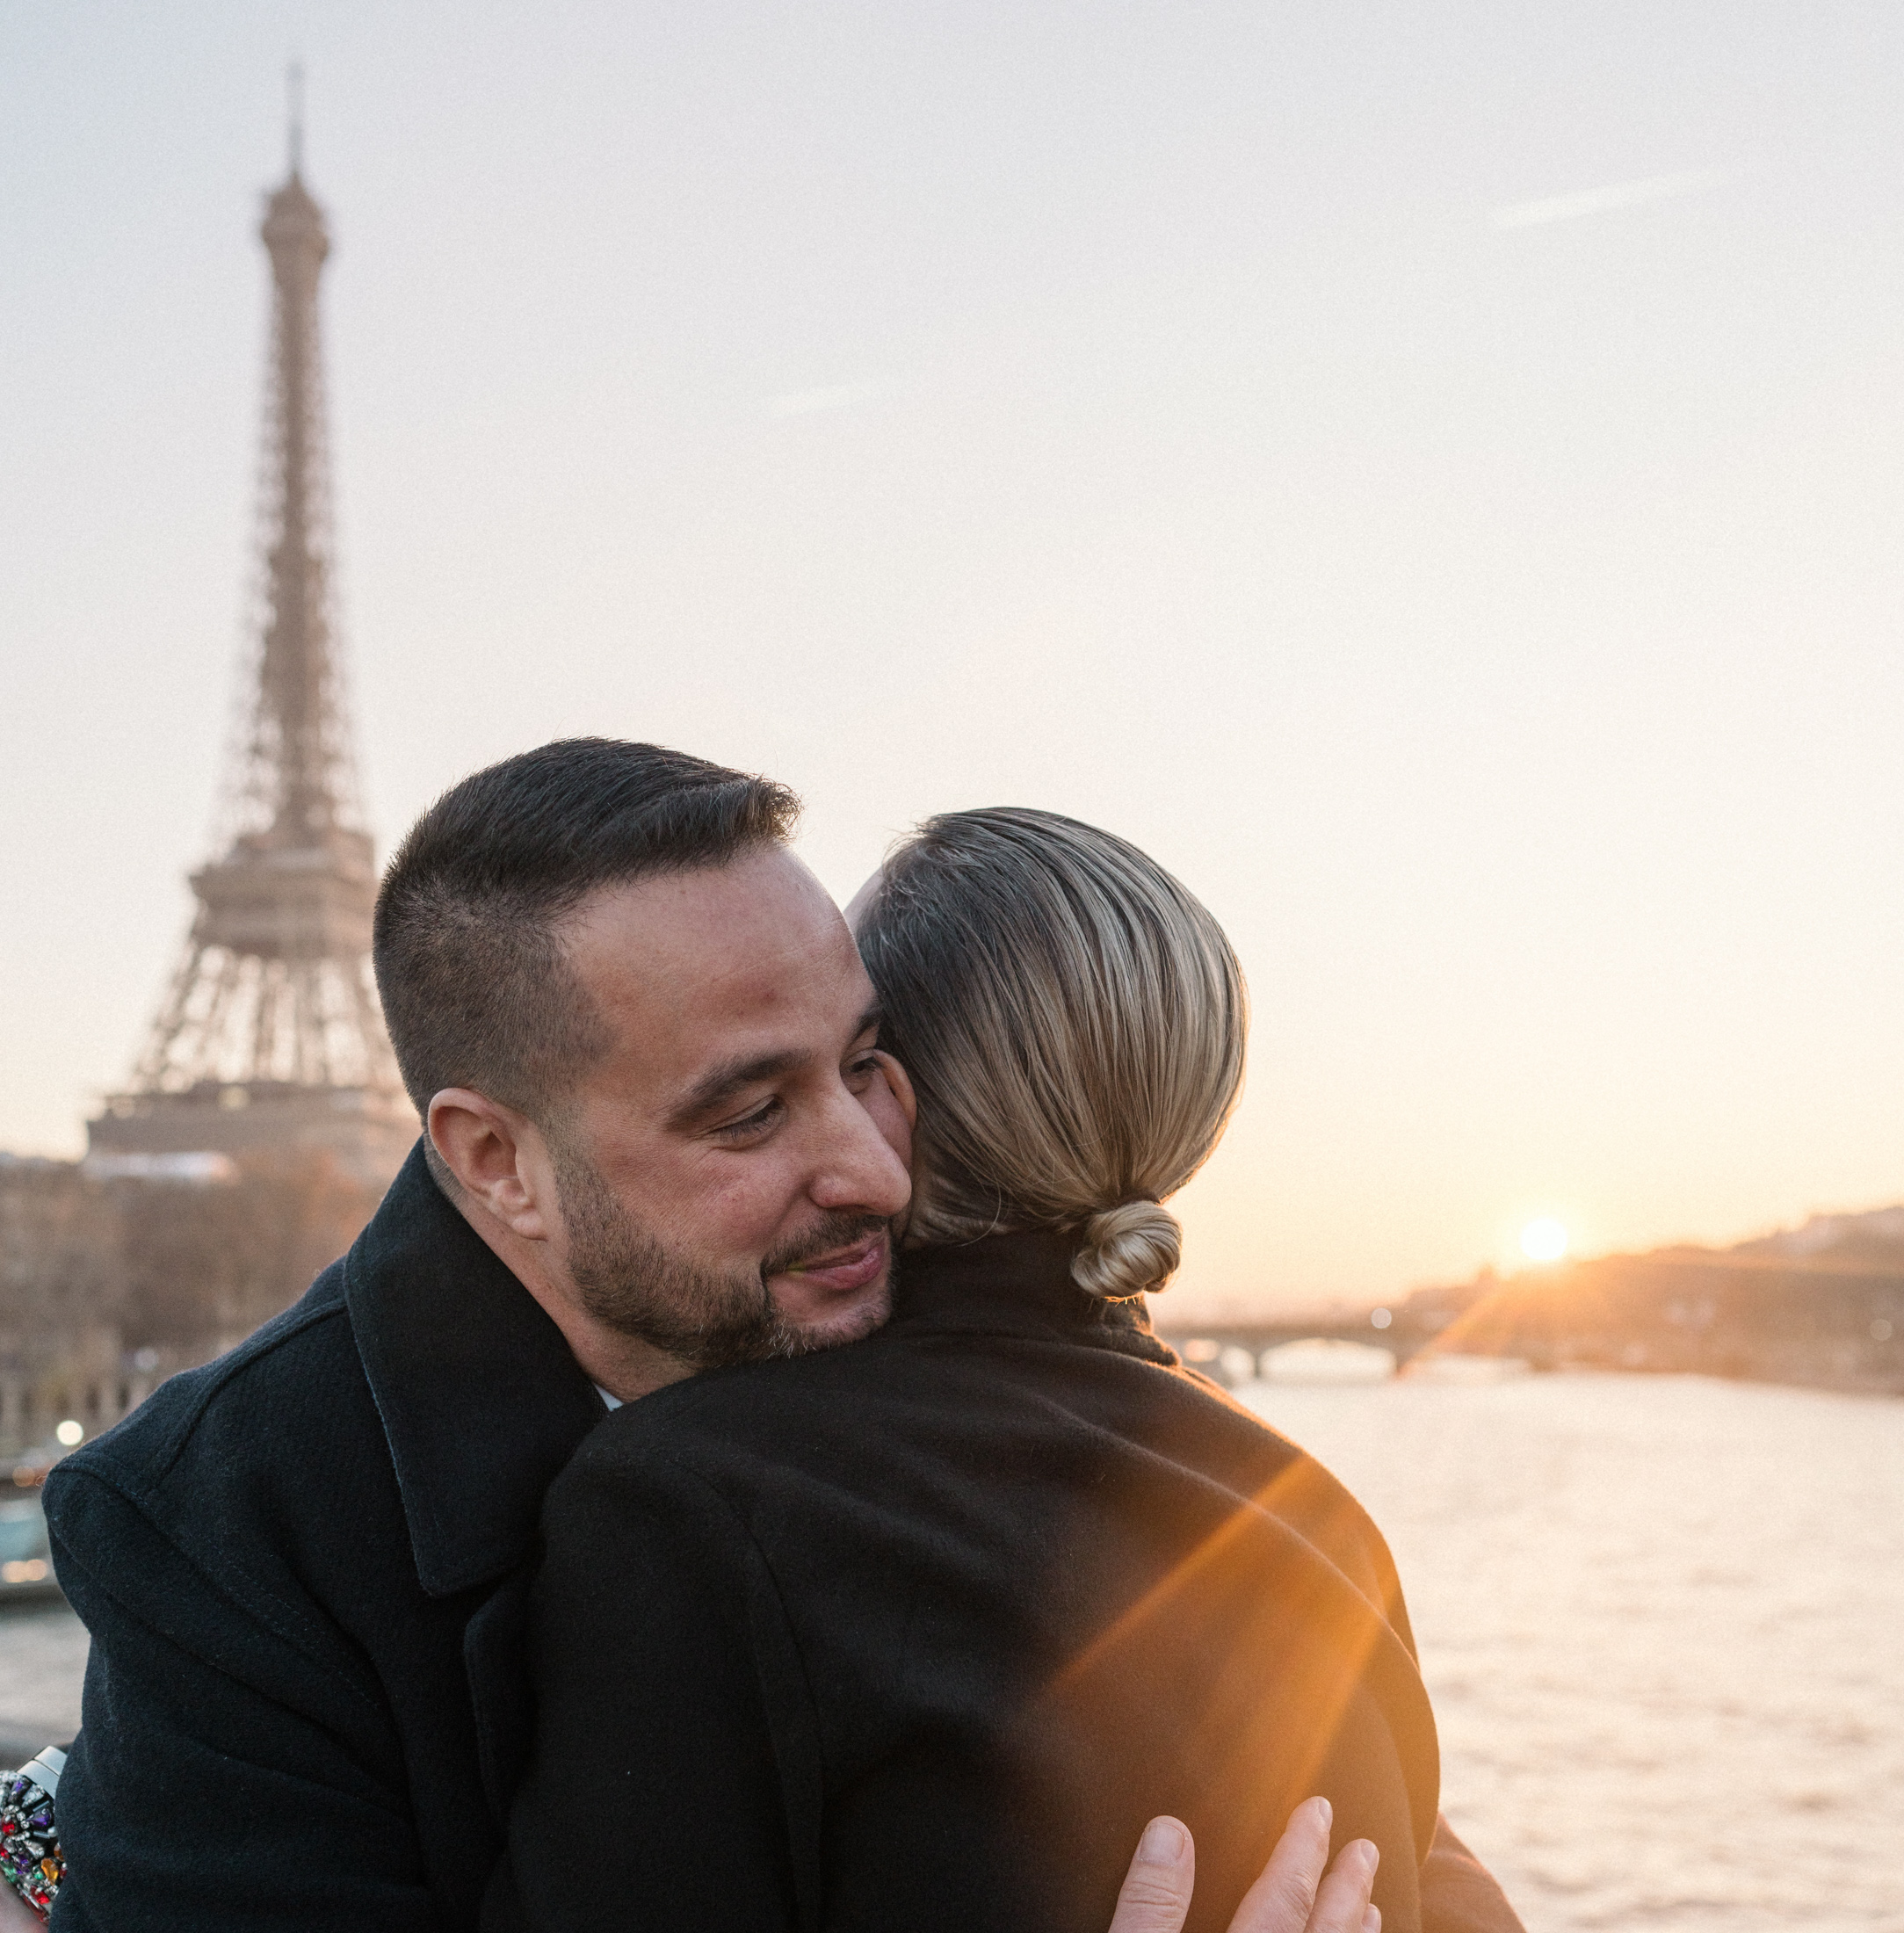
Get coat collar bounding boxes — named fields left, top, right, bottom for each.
left=890, top=1227, right=1180, bottom=1367
left=344, top=1141, right=606, bottom=1597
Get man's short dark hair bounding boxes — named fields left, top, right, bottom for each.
left=373, top=739, right=799, bottom=1119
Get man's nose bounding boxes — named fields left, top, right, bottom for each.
left=810, top=1088, right=911, bottom=1218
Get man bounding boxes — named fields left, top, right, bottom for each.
left=43, top=741, right=905, bottom=1929
left=35, top=740, right=1509, bottom=1930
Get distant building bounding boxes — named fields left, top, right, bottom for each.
left=0, top=1148, right=380, bottom=1456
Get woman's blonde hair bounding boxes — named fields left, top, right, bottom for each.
left=855, top=808, right=1247, bottom=1300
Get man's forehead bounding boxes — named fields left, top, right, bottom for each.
left=566, top=851, right=827, bottom=963
left=561, top=854, right=869, bottom=1053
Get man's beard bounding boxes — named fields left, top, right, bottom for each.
left=549, top=1137, right=891, bottom=1371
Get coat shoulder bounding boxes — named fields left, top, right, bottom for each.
left=562, top=1328, right=1410, bottom=1643
left=44, top=1258, right=424, bottom=1719
left=45, top=1260, right=374, bottom=1526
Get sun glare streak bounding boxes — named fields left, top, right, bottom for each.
left=1024, top=1453, right=1442, bottom=1889
left=1045, top=1459, right=1401, bottom=1702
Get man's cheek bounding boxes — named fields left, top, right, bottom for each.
left=693, top=1162, right=793, bottom=1263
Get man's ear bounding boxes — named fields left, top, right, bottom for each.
left=428, top=1088, right=557, bottom=1242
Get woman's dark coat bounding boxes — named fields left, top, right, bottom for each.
left=490, top=1233, right=1523, bottom=1933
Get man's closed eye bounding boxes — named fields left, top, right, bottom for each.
left=711, top=1097, right=786, bottom=1144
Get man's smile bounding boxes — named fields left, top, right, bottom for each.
left=778, top=1230, right=890, bottom=1297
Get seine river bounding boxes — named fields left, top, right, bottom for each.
left=0, top=1372, right=1897, bottom=1929
left=1247, top=1372, right=1904, bottom=1933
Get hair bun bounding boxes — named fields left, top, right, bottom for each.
left=1072, top=1200, right=1181, bottom=1300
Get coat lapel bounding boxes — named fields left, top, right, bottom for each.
left=342, top=1141, right=607, bottom=1599
left=343, top=1144, right=609, bottom=1819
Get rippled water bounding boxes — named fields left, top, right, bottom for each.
left=1245, top=1372, right=1904, bottom=1933
left=1, top=1373, right=1898, bottom=1929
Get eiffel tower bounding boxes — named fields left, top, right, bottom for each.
left=89, top=121, right=416, bottom=1186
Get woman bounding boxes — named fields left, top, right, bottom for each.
left=489, top=809, right=1517, bottom=1933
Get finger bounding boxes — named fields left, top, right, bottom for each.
left=1306, top=1838, right=1379, bottom=1933
left=1360, top=1909, right=1380, bottom=1933
left=1106, top=1816, right=1196, bottom=1933
left=1225, top=1796, right=1333, bottom=1933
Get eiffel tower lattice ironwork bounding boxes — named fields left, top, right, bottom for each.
left=90, top=137, right=416, bottom=1185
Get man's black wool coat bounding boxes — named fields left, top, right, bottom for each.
left=42, top=1144, right=606, bottom=1931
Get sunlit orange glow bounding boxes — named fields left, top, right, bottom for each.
left=1016, top=1451, right=1439, bottom=1922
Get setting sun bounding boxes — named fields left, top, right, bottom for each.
left=1520, top=1217, right=1570, bottom=1263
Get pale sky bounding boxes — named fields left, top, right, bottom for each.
left=4, top=2, right=1902, bottom=1315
